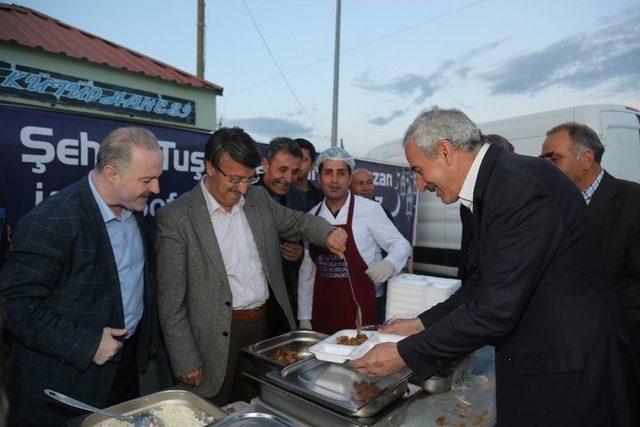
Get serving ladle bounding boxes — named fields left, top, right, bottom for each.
left=44, top=389, right=164, bottom=427
left=343, top=257, right=363, bottom=335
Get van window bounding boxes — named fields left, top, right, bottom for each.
left=602, top=126, right=640, bottom=183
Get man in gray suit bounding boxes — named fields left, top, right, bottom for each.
left=156, top=127, right=347, bottom=405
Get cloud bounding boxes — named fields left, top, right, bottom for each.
left=285, top=108, right=304, bottom=118
left=368, top=108, right=408, bottom=126
left=225, top=117, right=313, bottom=137
left=354, top=72, right=443, bottom=104
left=482, top=8, right=640, bottom=95
left=353, top=38, right=509, bottom=104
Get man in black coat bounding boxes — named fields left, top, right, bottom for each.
left=541, top=122, right=640, bottom=333
left=458, top=134, right=513, bottom=282
left=293, top=138, right=324, bottom=211
left=257, top=137, right=309, bottom=321
left=351, top=108, right=639, bottom=426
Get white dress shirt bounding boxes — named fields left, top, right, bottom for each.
left=458, top=143, right=491, bottom=213
left=297, top=192, right=411, bottom=320
left=201, top=180, right=269, bottom=309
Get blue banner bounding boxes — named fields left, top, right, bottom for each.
left=0, top=103, right=416, bottom=242
left=0, top=61, right=195, bottom=124
left=346, top=159, right=417, bottom=242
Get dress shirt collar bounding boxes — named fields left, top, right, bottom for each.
left=88, top=171, right=132, bottom=223
left=458, top=143, right=490, bottom=213
left=200, top=178, right=245, bottom=216
left=582, top=169, right=605, bottom=205
left=321, top=190, right=352, bottom=218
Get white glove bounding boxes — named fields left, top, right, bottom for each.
left=299, top=319, right=312, bottom=330
left=365, top=259, right=396, bottom=283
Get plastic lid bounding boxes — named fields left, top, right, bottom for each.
left=390, top=274, right=430, bottom=286
left=429, top=277, right=462, bottom=289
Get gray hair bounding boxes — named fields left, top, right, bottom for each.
left=546, top=122, right=605, bottom=163
left=266, top=137, right=303, bottom=163
left=403, top=108, right=483, bottom=156
left=96, top=127, right=160, bottom=172
left=352, top=168, right=373, bottom=178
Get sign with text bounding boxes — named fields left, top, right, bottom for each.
left=0, top=61, right=195, bottom=124
left=0, top=104, right=417, bottom=243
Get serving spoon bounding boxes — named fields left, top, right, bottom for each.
left=44, top=389, right=164, bottom=427
left=342, top=257, right=363, bottom=335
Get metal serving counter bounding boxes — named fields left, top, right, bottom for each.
left=247, top=346, right=496, bottom=427
left=395, top=346, right=496, bottom=426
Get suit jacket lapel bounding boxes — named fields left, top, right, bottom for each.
left=471, top=144, right=502, bottom=242
left=135, top=213, right=152, bottom=304
left=78, top=176, right=125, bottom=326
left=586, top=171, right=616, bottom=231
left=466, top=144, right=503, bottom=272
left=187, top=186, right=231, bottom=288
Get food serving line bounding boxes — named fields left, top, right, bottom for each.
left=68, top=330, right=495, bottom=426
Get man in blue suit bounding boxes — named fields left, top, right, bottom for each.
left=0, top=127, right=163, bottom=426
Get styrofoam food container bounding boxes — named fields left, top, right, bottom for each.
left=386, top=274, right=461, bottom=321
left=309, top=329, right=404, bottom=363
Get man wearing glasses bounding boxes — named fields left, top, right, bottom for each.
left=155, top=127, right=347, bottom=406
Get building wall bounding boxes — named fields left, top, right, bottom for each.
left=0, top=43, right=218, bottom=131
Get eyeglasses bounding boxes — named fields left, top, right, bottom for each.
left=217, top=166, right=259, bottom=185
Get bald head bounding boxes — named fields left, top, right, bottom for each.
left=350, top=168, right=375, bottom=199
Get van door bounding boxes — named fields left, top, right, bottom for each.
left=601, top=110, right=640, bottom=183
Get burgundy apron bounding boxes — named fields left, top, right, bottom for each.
left=309, top=193, right=378, bottom=335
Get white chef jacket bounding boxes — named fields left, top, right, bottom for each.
left=201, top=180, right=269, bottom=309
left=297, top=192, right=411, bottom=320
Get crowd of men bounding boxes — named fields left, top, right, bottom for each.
left=0, top=107, right=638, bottom=426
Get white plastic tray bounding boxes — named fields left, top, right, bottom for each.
left=308, top=329, right=404, bottom=363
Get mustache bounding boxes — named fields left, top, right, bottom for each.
left=425, top=183, right=437, bottom=192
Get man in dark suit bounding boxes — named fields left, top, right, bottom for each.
left=352, top=108, right=639, bottom=426
left=293, top=138, right=324, bottom=210
left=458, top=134, right=513, bottom=282
left=0, top=127, right=163, bottom=426
left=541, top=122, right=640, bottom=333
left=257, top=138, right=309, bottom=320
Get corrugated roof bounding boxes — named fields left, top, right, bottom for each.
left=0, top=3, right=223, bottom=94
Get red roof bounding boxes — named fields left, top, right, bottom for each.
left=0, top=3, right=223, bottom=94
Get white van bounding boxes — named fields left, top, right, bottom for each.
left=364, top=104, right=640, bottom=277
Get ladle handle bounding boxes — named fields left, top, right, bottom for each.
left=44, top=389, right=130, bottom=421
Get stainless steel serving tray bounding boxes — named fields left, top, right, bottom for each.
left=265, top=356, right=412, bottom=417
left=243, top=330, right=328, bottom=368
left=248, top=373, right=422, bottom=427
left=415, top=354, right=474, bottom=394
left=80, top=389, right=226, bottom=426
left=208, top=402, right=302, bottom=426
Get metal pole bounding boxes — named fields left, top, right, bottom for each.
left=330, top=0, right=341, bottom=147
left=197, top=0, right=206, bottom=78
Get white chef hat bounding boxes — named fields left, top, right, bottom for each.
left=316, top=147, right=356, bottom=172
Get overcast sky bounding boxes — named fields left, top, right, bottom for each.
left=9, top=0, right=640, bottom=156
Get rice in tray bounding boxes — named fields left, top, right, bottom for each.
left=96, top=403, right=215, bottom=427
